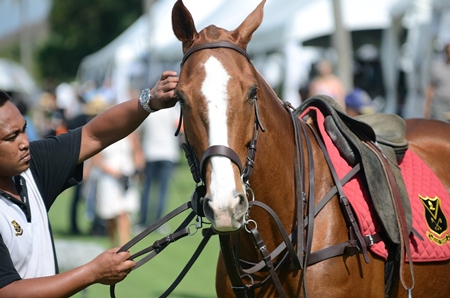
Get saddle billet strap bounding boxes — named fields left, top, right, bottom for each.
left=181, top=41, right=251, bottom=68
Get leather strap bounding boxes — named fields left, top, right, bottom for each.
left=181, top=41, right=251, bottom=68
left=200, top=145, right=243, bottom=178
left=309, top=123, right=371, bottom=264
left=249, top=228, right=287, bottom=298
left=219, top=233, right=253, bottom=298
left=159, top=228, right=215, bottom=297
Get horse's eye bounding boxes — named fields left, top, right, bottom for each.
left=249, top=87, right=258, bottom=100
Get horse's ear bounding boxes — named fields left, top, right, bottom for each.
left=232, top=0, right=266, bottom=48
left=172, top=0, right=198, bottom=48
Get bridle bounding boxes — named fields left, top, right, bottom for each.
left=179, top=41, right=265, bottom=187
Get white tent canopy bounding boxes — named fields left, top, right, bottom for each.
left=78, top=0, right=399, bottom=80
left=151, top=0, right=396, bottom=61
left=0, top=58, right=38, bottom=94
left=77, top=0, right=402, bottom=107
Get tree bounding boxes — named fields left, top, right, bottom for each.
left=37, top=0, right=143, bottom=84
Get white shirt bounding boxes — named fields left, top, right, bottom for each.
left=0, top=169, right=55, bottom=278
left=141, top=104, right=180, bottom=163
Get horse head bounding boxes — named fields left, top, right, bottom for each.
left=172, top=0, right=269, bottom=232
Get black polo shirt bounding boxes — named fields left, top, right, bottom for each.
left=0, top=128, right=82, bottom=288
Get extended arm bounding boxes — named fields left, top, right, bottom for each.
left=79, top=71, right=178, bottom=164
left=0, top=248, right=133, bottom=298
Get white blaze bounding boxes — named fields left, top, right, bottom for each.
left=201, top=56, right=237, bottom=210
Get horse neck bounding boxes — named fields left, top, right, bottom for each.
left=249, top=73, right=298, bottom=217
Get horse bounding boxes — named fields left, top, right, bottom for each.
left=171, top=0, right=450, bottom=297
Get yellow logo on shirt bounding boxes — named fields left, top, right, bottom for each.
left=11, top=220, right=23, bottom=236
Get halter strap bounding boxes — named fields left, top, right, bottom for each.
left=181, top=41, right=251, bottom=68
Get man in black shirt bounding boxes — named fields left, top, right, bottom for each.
left=0, top=71, right=178, bottom=297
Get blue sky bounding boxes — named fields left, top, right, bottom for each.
left=0, top=0, right=52, bottom=38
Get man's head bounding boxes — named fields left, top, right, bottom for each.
left=0, top=90, right=10, bottom=106
left=0, top=90, right=30, bottom=178
left=345, top=88, right=380, bottom=117
left=315, top=60, right=334, bottom=76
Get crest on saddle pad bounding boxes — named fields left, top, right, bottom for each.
left=420, top=195, right=450, bottom=245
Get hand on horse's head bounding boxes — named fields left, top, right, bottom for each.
left=150, top=70, right=179, bottom=110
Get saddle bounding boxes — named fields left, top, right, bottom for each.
left=296, top=95, right=412, bottom=245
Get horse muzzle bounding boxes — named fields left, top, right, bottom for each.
left=203, top=191, right=248, bottom=232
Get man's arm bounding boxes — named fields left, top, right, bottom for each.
left=79, top=71, right=178, bottom=164
left=0, top=248, right=134, bottom=298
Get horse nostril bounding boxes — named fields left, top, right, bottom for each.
left=234, top=193, right=249, bottom=220
left=202, top=197, right=215, bottom=222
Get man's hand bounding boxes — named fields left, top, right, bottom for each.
left=88, top=247, right=136, bottom=285
left=150, top=70, right=179, bottom=110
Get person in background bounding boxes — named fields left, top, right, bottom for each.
left=65, top=98, right=109, bottom=235
left=309, top=59, right=346, bottom=109
left=0, top=70, right=178, bottom=297
left=137, top=104, right=180, bottom=232
left=425, top=42, right=450, bottom=122
left=93, top=130, right=144, bottom=247
left=345, top=88, right=380, bottom=117
left=34, top=90, right=61, bottom=137
left=11, top=95, right=40, bottom=141
left=55, top=82, right=81, bottom=121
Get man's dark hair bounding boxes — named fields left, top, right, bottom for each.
left=0, top=90, right=11, bottom=106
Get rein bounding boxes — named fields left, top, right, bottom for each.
left=109, top=201, right=215, bottom=298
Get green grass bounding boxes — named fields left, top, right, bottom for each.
left=49, top=158, right=219, bottom=298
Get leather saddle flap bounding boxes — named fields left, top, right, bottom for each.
left=296, top=95, right=412, bottom=244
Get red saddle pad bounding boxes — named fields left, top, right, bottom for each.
left=301, top=107, right=450, bottom=262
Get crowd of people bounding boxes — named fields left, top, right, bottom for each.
left=304, top=41, right=450, bottom=120
left=304, top=58, right=382, bottom=116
